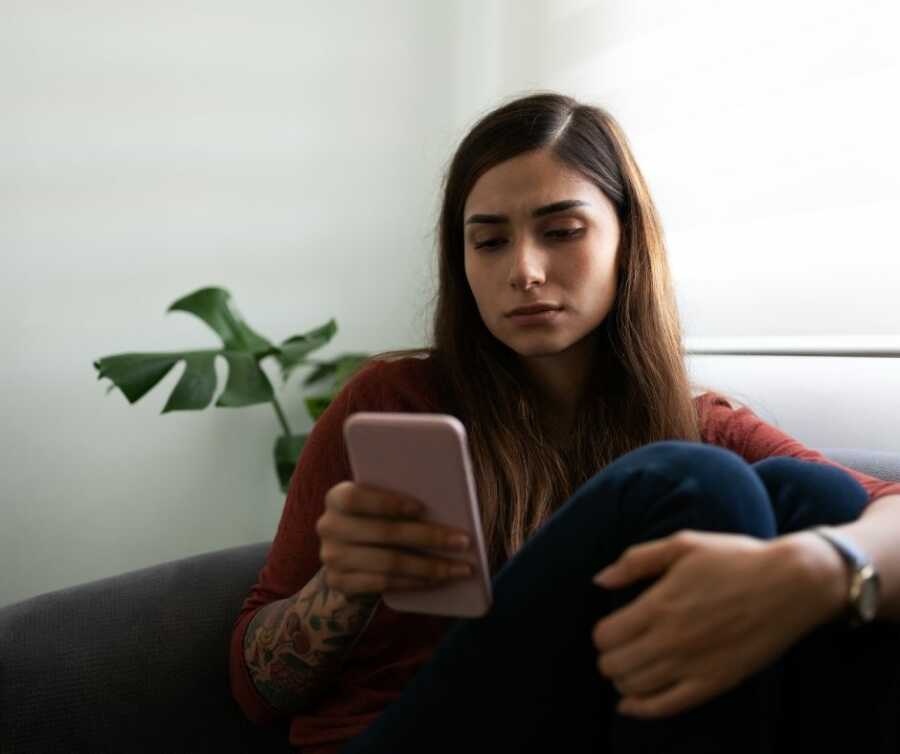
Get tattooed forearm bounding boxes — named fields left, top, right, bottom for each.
left=243, top=568, right=380, bottom=714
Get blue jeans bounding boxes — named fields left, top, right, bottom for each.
left=338, top=441, right=900, bottom=753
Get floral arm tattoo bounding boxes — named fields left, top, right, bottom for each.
left=243, top=568, right=380, bottom=714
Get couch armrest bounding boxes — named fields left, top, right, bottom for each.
left=819, top=447, right=900, bottom=484
left=0, top=541, right=296, bottom=753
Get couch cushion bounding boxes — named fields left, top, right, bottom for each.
left=0, top=541, right=295, bottom=753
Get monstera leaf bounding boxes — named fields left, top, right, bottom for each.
left=94, top=288, right=344, bottom=411
left=94, top=286, right=356, bottom=494
left=94, top=349, right=274, bottom=412
left=302, top=351, right=369, bottom=388
left=274, top=433, right=309, bottom=491
left=276, top=320, right=338, bottom=382
left=94, top=288, right=279, bottom=411
left=169, top=287, right=274, bottom=354
left=302, top=352, right=370, bottom=420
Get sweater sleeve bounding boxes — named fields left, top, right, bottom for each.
left=228, top=360, right=388, bottom=726
left=698, top=392, right=900, bottom=509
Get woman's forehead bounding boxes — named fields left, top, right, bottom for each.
left=466, top=151, right=586, bottom=204
left=463, top=156, right=610, bottom=222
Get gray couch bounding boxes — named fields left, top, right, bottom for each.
left=2, top=448, right=899, bottom=753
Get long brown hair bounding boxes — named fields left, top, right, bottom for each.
left=366, top=92, right=740, bottom=574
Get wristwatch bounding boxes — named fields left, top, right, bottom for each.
left=811, top=526, right=881, bottom=628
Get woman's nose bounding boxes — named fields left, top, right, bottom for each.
left=506, top=238, right=547, bottom=290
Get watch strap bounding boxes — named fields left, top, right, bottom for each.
left=811, top=526, right=878, bottom=628
left=812, top=526, right=868, bottom=570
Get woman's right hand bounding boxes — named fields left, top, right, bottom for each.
left=316, top=480, right=475, bottom=600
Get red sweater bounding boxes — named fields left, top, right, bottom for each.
left=229, top=356, right=900, bottom=753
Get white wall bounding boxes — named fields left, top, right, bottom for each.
left=1, top=1, right=470, bottom=607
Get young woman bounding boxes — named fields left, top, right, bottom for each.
left=230, top=93, right=900, bottom=753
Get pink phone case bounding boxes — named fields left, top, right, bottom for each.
left=343, top=412, right=492, bottom=618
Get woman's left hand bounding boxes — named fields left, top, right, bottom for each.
left=591, top=529, right=840, bottom=719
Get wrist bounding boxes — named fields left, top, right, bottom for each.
left=773, top=531, right=848, bottom=625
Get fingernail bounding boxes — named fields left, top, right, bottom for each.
left=593, top=570, right=611, bottom=585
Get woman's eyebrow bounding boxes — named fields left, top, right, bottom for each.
left=465, top=199, right=590, bottom=225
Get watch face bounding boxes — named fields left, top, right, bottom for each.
left=859, top=578, right=880, bottom=622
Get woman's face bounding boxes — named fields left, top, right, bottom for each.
left=463, top=148, right=621, bottom=366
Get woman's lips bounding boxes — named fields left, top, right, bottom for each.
left=507, top=308, right=563, bottom=325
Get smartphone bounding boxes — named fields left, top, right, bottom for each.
left=343, top=412, right=492, bottom=618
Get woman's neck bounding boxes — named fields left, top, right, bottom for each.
left=521, top=338, right=596, bottom=442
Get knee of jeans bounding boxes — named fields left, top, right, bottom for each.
left=752, top=456, right=869, bottom=526
left=622, top=439, right=753, bottom=485
left=603, top=439, right=774, bottom=534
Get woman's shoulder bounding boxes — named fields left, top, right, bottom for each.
left=691, top=386, right=745, bottom=411
left=342, top=350, right=444, bottom=412
left=690, top=388, right=755, bottom=446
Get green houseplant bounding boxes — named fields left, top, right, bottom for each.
left=93, top=286, right=369, bottom=493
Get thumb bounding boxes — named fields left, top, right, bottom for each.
left=593, top=533, right=693, bottom=587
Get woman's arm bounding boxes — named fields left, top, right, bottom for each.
left=781, top=493, right=900, bottom=622
left=591, top=517, right=897, bottom=719
left=242, top=567, right=380, bottom=714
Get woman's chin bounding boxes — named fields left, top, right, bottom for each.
left=505, top=338, right=573, bottom=359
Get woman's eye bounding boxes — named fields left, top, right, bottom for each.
left=473, top=228, right=584, bottom=250
left=547, top=228, right=584, bottom=239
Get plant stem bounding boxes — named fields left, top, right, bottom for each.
left=270, top=394, right=292, bottom=437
